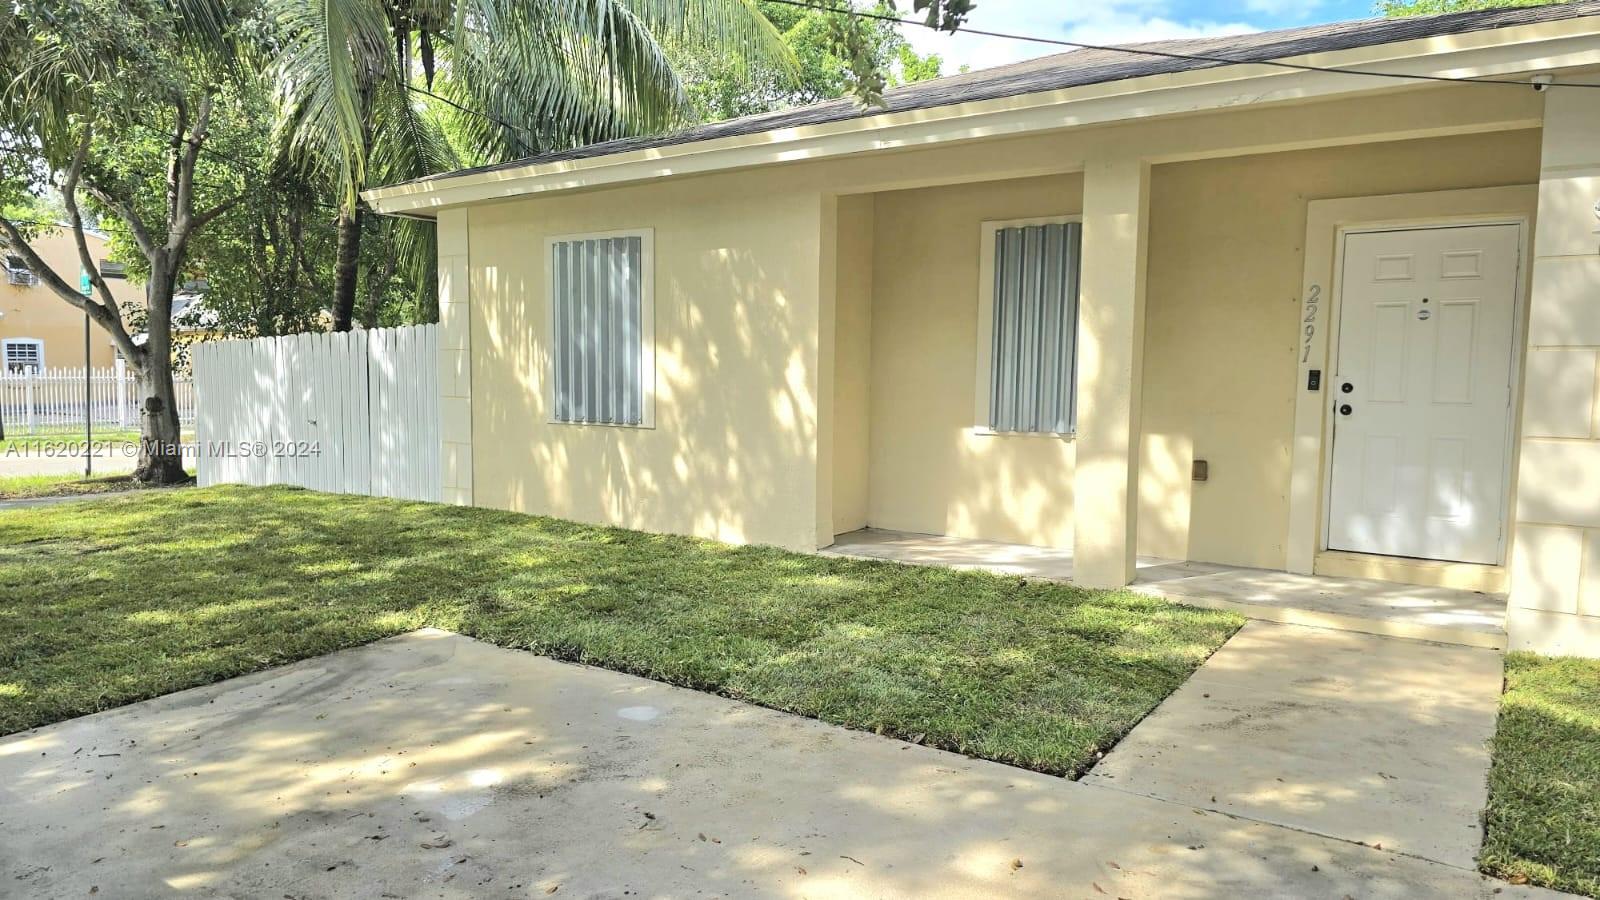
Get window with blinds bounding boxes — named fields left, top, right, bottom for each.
left=549, top=233, right=650, bottom=426
left=3, top=339, right=44, bottom=373
left=985, top=221, right=1082, bottom=434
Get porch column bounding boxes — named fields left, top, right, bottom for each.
left=1508, top=77, right=1600, bottom=658
left=437, top=208, right=475, bottom=506
left=1073, top=157, right=1151, bottom=588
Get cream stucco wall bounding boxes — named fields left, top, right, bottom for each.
left=1139, top=129, right=1542, bottom=569
left=466, top=181, right=827, bottom=551
left=1, top=229, right=138, bottom=370
left=452, top=81, right=1552, bottom=568
left=865, top=174, right=1083, bottom=548
left=830, top=195, right=875, bottom=536
left=852, top=131, right=1540, bottom=564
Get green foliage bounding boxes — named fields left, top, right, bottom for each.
left=0, top=485, right=1241, bottom=776
left=676, top=0, right=944, bottom=121
left=1379, top=0, right=1570, bottom=15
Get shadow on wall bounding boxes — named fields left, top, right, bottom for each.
left=470, top=197, right=821, bottom=550
left=862, top=174, right=1084, bottom=550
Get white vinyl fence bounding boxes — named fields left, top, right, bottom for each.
left=192, top=325, right=440, bottom=501
left=0, top=361, right=195, bottom=434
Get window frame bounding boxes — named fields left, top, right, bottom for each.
left=972, top=215, right=1083, bottom=439
left=2, top=338, right=45, bottom=373
left=543, top=227, right=656, bottom=429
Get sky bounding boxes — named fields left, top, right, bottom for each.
left=899, top=0, right=1384, bottom=74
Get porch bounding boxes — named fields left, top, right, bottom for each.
left=825, top=528, right=1508, bottom=650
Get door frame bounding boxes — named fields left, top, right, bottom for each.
left=1285, top=185, right=1538, bottom=576
left=1319, top=220, right=1528, bottom=565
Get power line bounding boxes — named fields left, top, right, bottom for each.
left=762, top=0, right=1600, bottom=91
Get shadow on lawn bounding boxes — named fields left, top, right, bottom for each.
left=0, top=485, right=1241, bottom=778
left=0, top=630, right=1468, bottom=899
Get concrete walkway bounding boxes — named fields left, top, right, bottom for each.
left=0, top=631, right=1552, bottom=899
left=827, top=528, right=1509, bottom=648
left=1086, top=621, right=1504, bottom=868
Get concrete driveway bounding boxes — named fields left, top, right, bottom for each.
left=0, top=631, right=1557, bottom=899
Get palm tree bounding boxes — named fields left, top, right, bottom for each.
left=270, top=0, right=795, bottom=330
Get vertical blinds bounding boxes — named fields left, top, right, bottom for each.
left=989, top=222, right=1081, bottom=433
left=551, top=236, right=644, bottom=425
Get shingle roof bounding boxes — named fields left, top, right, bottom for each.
left=409, top=1, right=1600, bottom=185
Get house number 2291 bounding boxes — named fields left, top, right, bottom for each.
left=1301, top=284, right=1321, bottom=364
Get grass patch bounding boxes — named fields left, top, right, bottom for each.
left=1482, top=653, right=1600, bottom=896
left=0, top=485, right=1241, bottom=776
left=1, top=428, right=147, bottom=452
left=0, top=472, right=176, bottom=500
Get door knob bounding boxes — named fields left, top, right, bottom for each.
left=1340, top=382, right=1354, bottom=394
left=1339, top=404, right=1353, bottom=416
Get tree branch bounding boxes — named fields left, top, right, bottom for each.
left=60, top=127, right=125, bottom=324
left=81, top=178, right=158, bottom=258
left=190, top=191, right=244, bottom=233
left=0, top=214, right=146, bottom=371
left=168, top=92, right=214, bottom=253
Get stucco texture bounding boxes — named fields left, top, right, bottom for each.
left=456, top=89, right=1542, bottom=567
left=466, top=183, right=825, bottom=551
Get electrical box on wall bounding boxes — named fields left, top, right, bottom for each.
left=1192, top=459, right=1209, bottom=482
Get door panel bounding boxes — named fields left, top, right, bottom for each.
left=1326, top=224, right=1520, bottom=564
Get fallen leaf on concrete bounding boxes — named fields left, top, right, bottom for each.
left=1010, top=859, right=1023, bottom=871
left=1508, top=874, right=1530, bottom=885
left=544, top=886, right=559, bottom=894
left=420, top=839, right=454, bottom=850
left=1092, top=883, right=1106, bottom=894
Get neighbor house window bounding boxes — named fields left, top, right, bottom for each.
left=975, top=218, right=1082, bottom=435
left=4, top=255, right=37, bottom=286
left=3, top=338, right=44, bottom=373
left=99, top=260, right=127, bottom=279
left=547, top=230, right=653, bottom=427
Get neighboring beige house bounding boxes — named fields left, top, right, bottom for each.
left=1, top=227, right=141, bottom=371
left=366, top=4, right=1600, bottom=657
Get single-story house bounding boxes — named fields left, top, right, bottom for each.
left=365, top=3, right=1600, bottom=657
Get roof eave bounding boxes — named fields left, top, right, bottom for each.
left=363, top=16, right=1600, bottom=217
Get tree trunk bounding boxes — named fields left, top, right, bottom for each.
left=134, top=258, right=188, bottom=484
left=134, top=365, right=186, bottom=484
left=332, top=206, right=363, bottom=331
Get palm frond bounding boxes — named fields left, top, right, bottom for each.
left=269, top=0, right=393, bottom=206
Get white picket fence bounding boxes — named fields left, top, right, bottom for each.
left=0, top=362, right=196, bottom=434
left=191, top=326, right=440, bottom=502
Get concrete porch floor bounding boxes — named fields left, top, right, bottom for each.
left=824, top=529, right=1508, bottom=649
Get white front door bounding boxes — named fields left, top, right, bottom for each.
left=1326, top=224, right=1521, bottom=565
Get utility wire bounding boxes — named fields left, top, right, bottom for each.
left=763, top=0, right=1600, bottom=91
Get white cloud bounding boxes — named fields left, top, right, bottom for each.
left=899, top=1, right=1260, bottom=75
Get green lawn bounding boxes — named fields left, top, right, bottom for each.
left=0, top=471, right=195, bottom=500
left=1482, top=653, right=1600, bottom=897
left=1, top=427, right=144, bottom=452
left=0, top=485, right=1240, bottom=777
